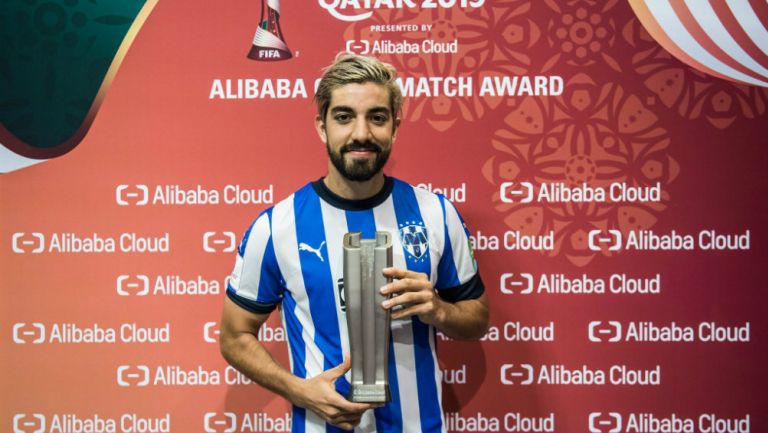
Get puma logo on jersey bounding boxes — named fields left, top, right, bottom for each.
left=299, top=241, right=326, bottom=261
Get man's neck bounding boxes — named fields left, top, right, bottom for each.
left=323, top=165, right=386, bottom=200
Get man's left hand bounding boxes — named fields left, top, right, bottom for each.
left=379, top=267, right=445, bottom=326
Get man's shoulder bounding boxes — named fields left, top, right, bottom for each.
left=392, top=177, right=452, bottom=210
left=268, top=181, right=316, bottom=210
left=246, top=181, right=314, bottom=226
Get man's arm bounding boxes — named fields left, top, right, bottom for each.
left=219, top=297, right=377, bottom=430
left=381, top=268, right=490, bottom=340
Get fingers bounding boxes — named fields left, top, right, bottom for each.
left=391, top=303, right=432, bottom=320
left=382, top=267, right=427, bottom=281
left=301, top=362, right=380, bottom=431
left=382, top=291, right=431, bottom=310
left=314, top=383, right=377, bottom=414
left=311, top=392, right=375, bottom=429
left=334, top=422, right=357, bottom=430
left=332, top=419, right=362, bottom=430
left=329, top=394, right=377, bottom=414
left=317, top=397, right=374, bottom=431
left=317, top=357, right=378, bottom=413
left=380, top=274, right=431, bottom=296
left=324, top=409, right=363, bottom=430
left=379, top=270, right=439, bottom=322
left=330, top=412, right=364, bottom=423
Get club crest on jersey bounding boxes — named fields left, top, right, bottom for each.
left=399, top=222, right=429, bottom=260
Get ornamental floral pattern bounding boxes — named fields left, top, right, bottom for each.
left=340, top=1, right=764, bottom=266
left=343, top=0, right=540, bottom=131
left=622, top=18, right=768, bottom=129
left=541, top=0, right=622, bottom=73
left=481, top=74, right=680, bottom=266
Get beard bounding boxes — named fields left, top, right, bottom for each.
left=327, top=140, right=391, bottom=182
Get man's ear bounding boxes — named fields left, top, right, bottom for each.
left=392, top=117, right=402, bottom=141
left=315, top=114, right=327, bottom=144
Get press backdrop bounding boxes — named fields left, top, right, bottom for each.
left=2, top=1, right=767, bottom=432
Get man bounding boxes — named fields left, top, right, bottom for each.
left=220, top=53, right=489, bottom=433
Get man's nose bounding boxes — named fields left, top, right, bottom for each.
left=351, top=116, right=372, bottom=141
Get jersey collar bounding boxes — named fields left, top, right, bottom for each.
left=312, top=176, right=394, bottom=211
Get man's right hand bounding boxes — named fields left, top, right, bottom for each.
left=291, top=356, right=378, bottom=430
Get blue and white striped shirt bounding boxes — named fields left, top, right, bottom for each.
left=227, top=177, right=484, bottom=433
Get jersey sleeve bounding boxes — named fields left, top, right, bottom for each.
left=226, top=209, right=285, bottom=314
left=434, top=197, right=485, bottom=302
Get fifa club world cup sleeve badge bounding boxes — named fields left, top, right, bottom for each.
left=247, top=0, right=292, bottom=61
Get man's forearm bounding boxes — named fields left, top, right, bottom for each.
left=432, top=296, right=489, bottom=340
left=220, top=331, right=302, bottom=402
left=220, top=326, right=378, bottom=430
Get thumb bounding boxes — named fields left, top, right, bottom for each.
left=325, top=355, right=352, bottom=379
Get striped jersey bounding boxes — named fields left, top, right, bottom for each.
left=227, top=176, right=484, bottom=433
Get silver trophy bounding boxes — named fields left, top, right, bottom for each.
left=343, top=232, right=393, bottom=403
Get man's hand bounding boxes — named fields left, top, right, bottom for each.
left=292, top=356, right=377, bottom=430
left=379, top=267, right=490, bottom=340
left=380, top=267, right=446, bottom=326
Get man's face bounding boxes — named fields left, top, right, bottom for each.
left=316, top=82, right=400, bottom=182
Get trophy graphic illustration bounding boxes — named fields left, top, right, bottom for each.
left=343, top=232, right=393, bottom=403
left=247, top=0, right=292, bottom=61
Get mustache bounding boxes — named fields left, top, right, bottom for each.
left=340, top=141, right=382, bottom=154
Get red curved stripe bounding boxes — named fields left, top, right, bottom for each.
left=670, top=0, right=767, bottom=83
left=750, top=0, right=768, bottom=36
left=628, top=0, right=734, bottom=83
left=714, top=1, right=768, bottom=74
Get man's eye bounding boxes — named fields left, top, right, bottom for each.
left=334, top=114, right=351, bottom=122
left=371, top=115, right=388, bottom=124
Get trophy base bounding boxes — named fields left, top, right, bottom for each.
left=247, top=45, right=292, bottom=61
left=348, top=384, right=391, bottom=403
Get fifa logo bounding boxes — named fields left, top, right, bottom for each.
left=248, top=0, right=292, bottom=61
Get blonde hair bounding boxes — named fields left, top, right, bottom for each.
left=315, top=53, right=403, bottom=124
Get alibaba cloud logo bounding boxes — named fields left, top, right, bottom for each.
left=13, top=323, right=46, bottom=344
left=117, top=365, right=150, bottom=387
left=345, top=40, right=371, bottom=55
left=13, top=414, right=45, bottom=433
left=203, top=322, right=220, bottom=343
left=12, top=233, right=45, bottom=254
left=589, top=412, right=621, bottom=433
left=116, top=185, right=149, bottom=206
left=116, top=275, right=150, bottom=296
left=500, top=363, right=534, bottom=385
left=499, top=273, right=533, bottom=295
left=588, top=321, right=622, bottom=342
left=588, top=229, right=622, bottom=252
left=203, top=232, right=237, bottom=253
left=500, top=182, right=534, bottom=203
left=204, top=412, right=237, bottom=433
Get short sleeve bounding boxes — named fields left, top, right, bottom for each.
left=226, top=208, right=285, bottom=313
left=434, top=197, right=484, bottom=303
